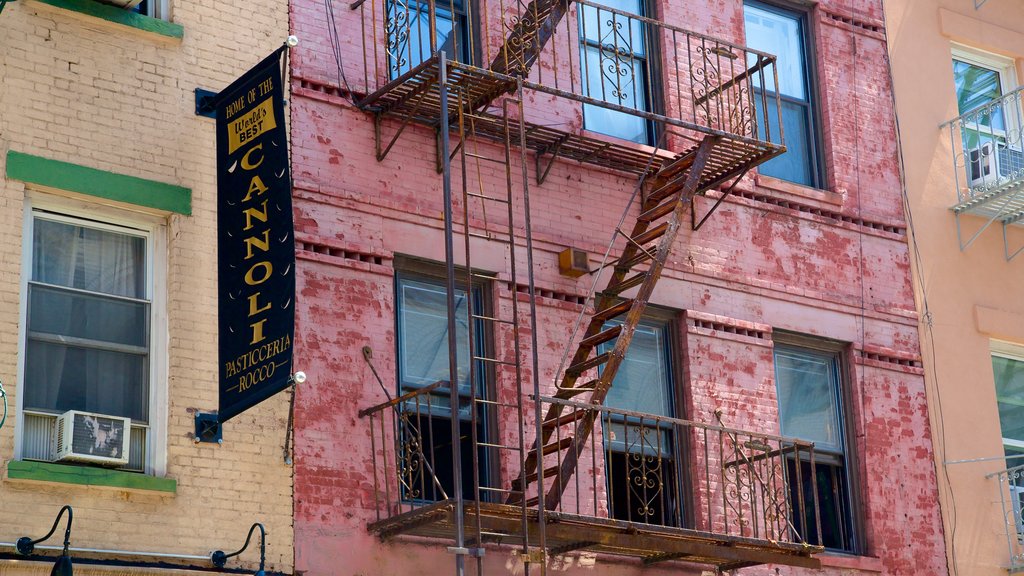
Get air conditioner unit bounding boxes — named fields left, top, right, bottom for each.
left=95, top=0, right=144, bottom=9
left=54, top=410, right=131, bottom=467
left=1010, top=484, right=1024, bottom=539
left=968, top=141, right=1024, bottom=189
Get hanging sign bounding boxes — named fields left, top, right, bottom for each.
left=215, top=46, right=294, bottom=423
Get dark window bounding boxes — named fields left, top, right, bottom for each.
left=579, top=0, right=655, bottom=144
left=992, top=353, right=1024, bottom=462
left=395, top=272, right=490, bottom=502
left=386, top=0, right=473, bottom=78
left=744, top=1, right=823, bottom=188
left=774, top=343, right=856, bottom=551
left=601, top=318, right=683, bottom=526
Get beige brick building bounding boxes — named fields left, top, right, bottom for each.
left=0, top=1, right=292, bottom=574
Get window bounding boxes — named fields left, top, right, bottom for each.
left=951, top=47, right=1021, bottom=187
left=579, top=0, right=655, bottom=144
left=132, top=0, right=168, bottom=20
left=385, top=0, right=474, bottom=79
left=395, top=270, right=491, bottom=501
left=992, top=345, right=1024, bottom=462
left=601, top=318, right=683, bottom=526
left=19, top=204, right=159, bottom=474
left=774, top=341, right=856, bottom=551
left=744, top=1, right=822, bottom=188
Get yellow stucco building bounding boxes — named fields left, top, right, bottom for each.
left=0, top=1, right=292, bottom=574
left=886, top=0, right=1024, bottom=573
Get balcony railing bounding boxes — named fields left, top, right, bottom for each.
left=348, top=0, right=784, bottom=152
left=988, top=463, right=1024, bottom=572
left=944, top=86, right=1024, bottom=257
left=359, top=385, right=823, bottom=568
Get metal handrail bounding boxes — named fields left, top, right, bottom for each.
left=940, top=85, right=1024, bottom=130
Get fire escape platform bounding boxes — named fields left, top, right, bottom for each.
left=368, top=500, right=823, bottom=570
left=356, top=56, right=782, bottom=182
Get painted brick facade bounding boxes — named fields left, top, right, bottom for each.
left=289, top=0, right=947, bottom=575
left=0, top=1, right=292, bottom=573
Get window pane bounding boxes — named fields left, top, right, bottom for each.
left=604, top=322, right=671, bottom=417
left=386, top=0, right=464, bottom=78
left=24, top=340, right=148, bottom=422
left=775, top=347, right=842, bottom=453
left=29, top=284, right=148, bottom=348
left=397, top=278, right=477, bottom=395
left=578, top=1, right=646, bottom=56
left=33, top=218, right=146, bottom=299
left=954, top=60, right=1004, bottom=122
left=994, top=355, right=1024, bottom=448
left=755, top=96, right=815, bottom=186
left=744, top=4, right=806, bottom=100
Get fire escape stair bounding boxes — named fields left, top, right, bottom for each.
left=507, top=135, right=720, bottom=510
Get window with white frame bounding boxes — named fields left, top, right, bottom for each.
left=992, top=342, right=1024, bottom=462
left=20, top=202, right=160, bottom=474
left=951, top=46, right=1021, bottom=189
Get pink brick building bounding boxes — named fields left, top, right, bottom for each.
left=287, top=0, right=947, bottom=573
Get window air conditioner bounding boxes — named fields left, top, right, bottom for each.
left=1010, top=484, right=1024, bottom=539
left=54, top=410, right=131, bottom=466
left=968, top=141, right=1024, bottom=189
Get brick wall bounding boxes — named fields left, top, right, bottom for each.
left=0, top=0, right=292, bottom=573
left=289, top=0, right=946, bottom=574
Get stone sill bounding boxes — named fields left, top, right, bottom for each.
left=30, top=0, right=184, bottom=39
left=818, top=551, right=885, bottom=573
left=6, top=460, right=177, bottom=494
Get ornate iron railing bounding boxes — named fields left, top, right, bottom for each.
left=360, top=386, right=823, bottom=548
left=347, top=0, right=784, bottom=147
left=530, top=396, right=822, bottom=545
left=944, top=86, right=1024, bottom=206
left=359, top=382, right=452, bottom=520
left=988, top=463, right=1024, bottom=572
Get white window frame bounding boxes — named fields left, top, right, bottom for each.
left=135, top=0, right=169, bottom=20
left=992, top=340, right=1024, bottom=456
left=13, top=192, right=169, bottom=476
left=951, top=45, right=1018, bottom=137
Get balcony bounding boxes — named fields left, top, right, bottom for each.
left=346, top=0, right=785, bottom=181
left=945, top=86, right=1024, bottom=259
left=988, top=463, right=1024, bottom=572
left=359, top=384, right=823, bottom=570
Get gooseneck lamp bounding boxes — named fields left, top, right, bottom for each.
left=16, top=504, right=74, bottom=576
left=212, top=522, right=266, bottom=576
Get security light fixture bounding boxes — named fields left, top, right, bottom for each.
left=212, top=522, right=266, bottom=576
left=17, top=505, right=73, bottom=576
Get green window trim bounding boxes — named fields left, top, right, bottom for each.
left=6, top=151, right=191, bottom=215
left=7, top=460, right=177, bottom=493
left=32, top=0, right=183, bottom=38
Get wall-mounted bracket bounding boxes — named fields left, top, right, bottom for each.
left=194, top=412, right=222, bottom=443
left=194, top=88, right=217, bottom=118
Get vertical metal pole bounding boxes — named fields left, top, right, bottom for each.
left=517, top=78, right=547, bottom=573
left=439, top=51, right=466, bottom=576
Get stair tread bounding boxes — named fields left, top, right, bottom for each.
left=579, top=325, right=622, bottom=348
left=604, top=271, right=647, bottom=295
left=566, top=351, right=611, bottom=375
left=593, top=299, right=633, bottom=322
left=510, top=463, right=562, bottom=490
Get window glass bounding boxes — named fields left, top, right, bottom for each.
left=22, top=211, right=153, bottom=473
left=774, top=342, right=855, bottom=552
left=579, top=0, right=653, bottom=144
left=744, top=2, right=820, bottom=188
left=775, top=347, right=842, bottom=453
left=386, top=0, right=469, bottom=78
left=993, top=354, right=1024, bottom=457
left=395, top=272, right=490, bottom=502
left=601, top=319, right=680, bottom=526
left=954, top=59, right=1004, bottom=122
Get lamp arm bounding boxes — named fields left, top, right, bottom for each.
left=212, top=523, right=266, bottom=569
left=17, top=505, right=73, bottom=555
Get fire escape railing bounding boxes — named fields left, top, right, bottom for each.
left=349, top=0, right=784, bottom=152
left=360, top=387, right=823, bottom=550
left=943, top=85, right=1024, bottom=259
left=988, top=463, right=1024, bottom=572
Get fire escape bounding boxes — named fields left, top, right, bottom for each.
left=346, top=0, right=825, bottom=570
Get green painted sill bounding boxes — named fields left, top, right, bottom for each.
left=6, top=151, right=192, bottom=215
left=7, top=460, right=177, bottom=493
left=32, top=0, right=183, bottom=38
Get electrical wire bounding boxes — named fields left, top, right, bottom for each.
left=324, top=0, right=357, bottom=102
